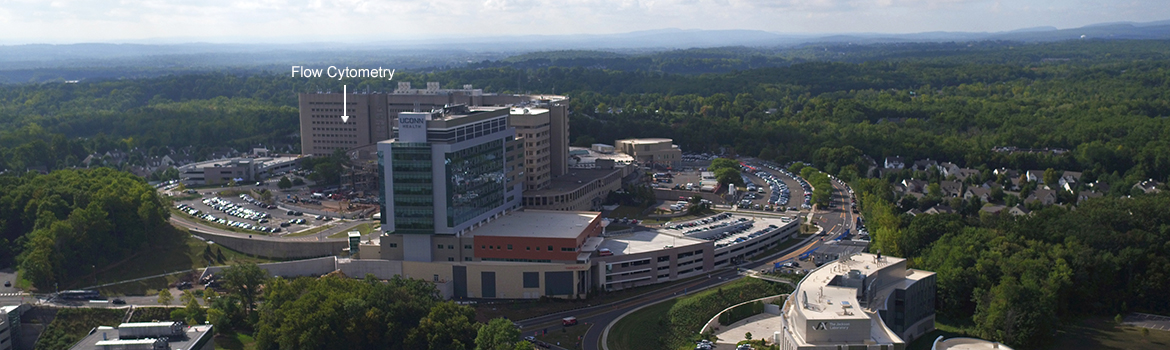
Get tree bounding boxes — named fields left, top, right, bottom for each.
left=714, top=168, right=742, bottom=187
left=709, top=158, right=739, bottom=173
left=475, top=318, right=530, bottom=350
left=1043, top=168, right=1060, bottom=187
left=158, top=289, right=173, bottom=306
left=744, top=332, right=752, bottom=340
left=292, top=177, right=305, bottom=186
left=277, top=176, right=292, bottom=189
left=406, top=302, right=479, bottom=350
left=221, top=263, right=267, bottom=315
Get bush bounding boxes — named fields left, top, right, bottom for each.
left=660, top=279, right=790, bottom=349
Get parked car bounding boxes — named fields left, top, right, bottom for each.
left=112, top=298, right=126, bottom=305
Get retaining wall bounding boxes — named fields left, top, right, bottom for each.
left=700, top=294, right=788, bottom=335
left=188, top=228, right=348, bottom=259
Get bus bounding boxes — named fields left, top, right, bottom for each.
left=58, top=290, right=101, bottom=300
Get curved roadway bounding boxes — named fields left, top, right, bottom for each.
left=515, top=177, right=857, bottom=350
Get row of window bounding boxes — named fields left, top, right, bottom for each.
left=314, top=140, right=357, bottom=144
left=312, top=127, right=357, bottom=131
left=436, top=244, right=474, bottom=250
left=480, top=244, right=574, bottom=252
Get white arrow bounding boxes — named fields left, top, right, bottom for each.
left=341, top=85, right=350, bottom=123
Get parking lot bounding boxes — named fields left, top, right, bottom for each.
left=1125, top=312, right=1170, bottom=331
left=174, top=193, right=337, bottom=237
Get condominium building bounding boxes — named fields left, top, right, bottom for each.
left=777, top=252, right=936, bottom=350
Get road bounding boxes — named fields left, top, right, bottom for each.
left=522, top=176, right=857, bottom=350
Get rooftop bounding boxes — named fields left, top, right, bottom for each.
left=468, top=210, right=599, bottom=239
left=70, top=324, right=213, bottom=350
left=616, top=138, right=673, bottom=144
left=524, top=167, right=627, bottom=197
left=598, top=230, right=706, bottom=256
left=932, top=337, right=1014, bottom=350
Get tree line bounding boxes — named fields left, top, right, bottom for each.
left=0, top=168, right=170, bottom=288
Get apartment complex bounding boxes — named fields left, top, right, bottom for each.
left=778, top=252, right=936, bottom=350
left=615, top=138, right=683, bottom=169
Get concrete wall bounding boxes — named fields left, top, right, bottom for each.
left=701, top=294, right=788, bottom=334
left=188, top=228, right=347, bottom=259
left=200, top=257, right=404, bottom=281
left=201, top=257, right=338, bottom=280
left=654, top=188, right=727, bottom=204
left=337, top=258, right=403, bottom=280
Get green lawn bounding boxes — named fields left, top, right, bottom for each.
left=606, top=278, right=789, bottom=350
left=286, top=224, right=335, bottom=237
left=475, top=274, right=710, bottom=323
left=533, top=323, right=591, bottom=350
left=327, top=222, right=379, bottom=238
left=748, top=234, right=810, bottom=261
left=1051, top=317, right=1170, bottom=350
left=88, top=227, right=275, bottom=295
left=215, top=332, right=258, bottom=350
left=607, top=299, right=677, bottom=350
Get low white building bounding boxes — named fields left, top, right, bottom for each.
left=178, top=156, right=302, bottom=185
left=777, top=252, right=936, bottom=350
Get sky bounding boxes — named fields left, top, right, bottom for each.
left=0, top=0, right=1167, bottom=44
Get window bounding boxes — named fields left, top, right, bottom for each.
left=389, top=243, right=398, bottom=248
left=508, top=244, right=513, bottom=250
left=657, top=256, right=670, bottom=262
left=448, top=245, right=454, bottom=249
left=527, top=246, right=531, bottom=250
left=464, top=245, right=472, bottom=249
left=448, top=257, right=454, bottom=261
left=548, top=245, right=553, bottom=251
left=464, top=257, right=472, bottom=261
left=437, top=244, right=444, bottom=249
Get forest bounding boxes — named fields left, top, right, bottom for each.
left=1, top=39, right=1169, bottom=349
left=0, top=168, right=170, bottom=288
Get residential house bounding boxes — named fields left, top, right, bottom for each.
left=940, top=181, right=963, bottom=198
left=1008, top=205, right=1031, bottom=216
left=951, top=168, right=981, bottom=182
left=905, top=208, right=924, bottom=216
left=885, top=156, right=906, bottom=169
left=925, top=205, right=956, bottom=215
left=1058, top=171, right=1082, bottom=192
left=980, top=205, right=1007, bottom=215
left=1133, top=179, right=1163, bottom=194
left=1025, top=189, right=1058, bottom=205
left=938, top=162, right=962, bottom=177
left=901, top=179, right=928, bottom=194
left=965, top=187, right=993, bottom=203
left=1025, top=170, right=1045, bottom=184
left=1077, top=191, right=1103, bottom=204
left=912, top=159, right=938, bottom=172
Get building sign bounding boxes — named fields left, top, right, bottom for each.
left=814, top=321, right=851, bottom=331
left=399, top=112, right=428, bottom=142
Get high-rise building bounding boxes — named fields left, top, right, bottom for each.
left=510, top=107, right=552, bottom=190
left=298, top=84, right=570, bottom=162
left=377, top=105, right=524, bottom=262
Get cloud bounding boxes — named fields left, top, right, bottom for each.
left=0, top=0, right=1168, bottom=43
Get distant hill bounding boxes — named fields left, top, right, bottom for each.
left=1, top=19, right=1169, bottom=83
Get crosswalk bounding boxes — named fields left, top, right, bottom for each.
left=0, top=292, right=28, bottom=297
